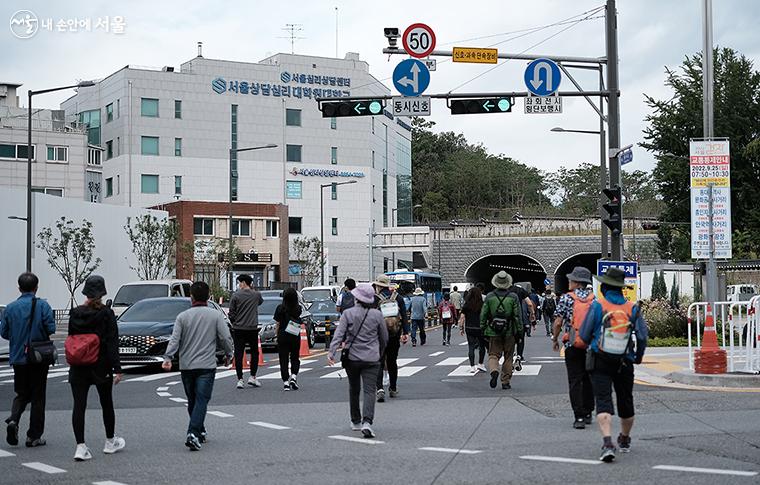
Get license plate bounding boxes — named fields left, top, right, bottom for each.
left=119, top=347, right=137, bottom=354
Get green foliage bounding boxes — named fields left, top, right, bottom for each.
left=669, top=274, right=680, bottom=308
left=640, top=298, right=688, bottom=338
left=648, top=337, right=689, bottom=347
left=652, top=270, right=667, bottom=300
left=36, top=217, right=102, bottom=308
left=292, top=236, right=323, bottom=286
left=124, top=215, right=178, bottom=280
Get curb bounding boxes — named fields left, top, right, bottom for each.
left=665, top=370, right=760, bottom=389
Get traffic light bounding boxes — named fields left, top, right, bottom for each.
left=321, top=99, right=384, bottom=118
left=450, top=98, right=513, bottom=115
left=602, top=185, right=622, bottom=236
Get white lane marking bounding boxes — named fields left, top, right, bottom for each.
left=419, top=447, right=482, bottom=455
left=396, top=358, right=419, bottom=367
left=207, top=411, right=233, bottom=418
left=156, top=392, right=172, bottom=397
left=22, top=462, right=67, bottom=473
left=169, top=397, right=187, bottom=403
left=259, top=368, right=312, bottom=379
left=435, top=357, right=468, bottom=366
left=520, top=455, right=600, bottom=466
left=396, top=366, right=426, bottom=377
left=46, top=372, right=69, bottom=379
left=448, top=366, right=477, bottom=377
left=0, top=379, right=13, bottom=384
left=652, top=465, right=758, bottom=477
left=166, top=381, right=180, bottom=386
left=512, top=365, right=542, bottom=376
left=329, top=435, right=384, bottom=445
left=93, top=481, right=130, bottom=485
left=428, top=351, right=444, bottom=357
left=320, top=370, right=345, bottom=379
left=0, top=449, right=16, bottom=457
left=214, top=370, right=238, bottom=380
left=156, top=386, right=169, bottom=391
left=458, top=341, right=468, bottom=346
left=249, top=421, right=291, bottom=430
left=125, top=372, right=180, bottom=382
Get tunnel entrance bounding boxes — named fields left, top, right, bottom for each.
left=553, top=253, right=602, bottom=295
left=465, top=255, right=547, bottom=293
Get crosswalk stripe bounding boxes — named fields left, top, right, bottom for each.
left=513, top=365, right=542, bottom=376
left=125, top=372, right=181, bottom=382
left=520, top=455, right=600, bottom=465
left=396, top=358, right=418, bottom=367
left=0, top=449, right=16, bottom=457
left=156, top=392, right=172, bottom=397
left=329, top=435, right=384, bottom=445
left=169, top=397, right=187, bottom=403
left=419, top=447, right=482, bottom=455
left=448, top=366, right=477, bottom=377
left=652, top=465, right=758, bottom=477
left=207, top=411, right=233, bottom=418
left=93, top=481, right=130, bottom=485
left=458, top=341, right=468, bottom=346
left=428, top=351, right=444, bottom=357
left=249, top=421, right=291, bottom=430
left=320, top=369, right=345, bottom=379
left=435, top=357, right=468, bottom=366
left=396, top=366, right=425, bottom=377
left=22, top=462, right=67, bottom=474
left=214, top=370, right=238, bottom=380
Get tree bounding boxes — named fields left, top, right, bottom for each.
left=642, top=47, right=760, bottom=261
left=124, top=215, right=178, bottom=280
left=292, top=236, right=322, bottom=287
left=192, top=238, right=240, bottom=300
left=669, top=274, right=680, bottom=308
left=36, top=217, right=102, bottom=308
left=659, top=271, right=668, bottom=300
left=694, top=274, right=703, bottom=301
left=651, top=270, right=661, bottom=299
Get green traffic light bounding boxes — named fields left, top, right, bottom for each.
left=497, top=98, right=511, bottom=111
left=369, top=101, right=382, bottom=114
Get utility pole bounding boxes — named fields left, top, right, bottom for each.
left=605, top=0, right=622, bottom=260
left=702, top=0, right=718, bottom=306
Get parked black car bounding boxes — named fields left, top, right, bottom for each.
left=308, top=299, right=341, bottom=342
left=117, top=297, right=230, bottom=366
left=258, top=296, right=315, bottom=351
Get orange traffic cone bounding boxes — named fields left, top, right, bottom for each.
left=299, top=324, right=310, bottom=357
left=230, top=348, right=250, bottom=370
left=257, top=334, right=265, bottom=366
left=694, top=304, right=727, bottom=374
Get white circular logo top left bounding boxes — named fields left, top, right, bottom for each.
left=10, top=10, right=39, bottom=39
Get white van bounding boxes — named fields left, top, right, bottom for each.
left=727, top=284, right=758, bottom=303
left=301, top=285, right=341, bottom=303
left=111, top=279, right=193, bottom=317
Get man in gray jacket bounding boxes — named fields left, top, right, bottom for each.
left=228, top=274, right=264, bottom=389
left=163, top=282, right=233, bottom=451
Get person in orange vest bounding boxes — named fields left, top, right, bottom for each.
left=551, top=267, right=595, bottom=430
left=579, top=267, right=648, bottom=463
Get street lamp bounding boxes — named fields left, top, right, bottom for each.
left=320, top=179, right=357, bottom=285
left=228, top=143, right=278, bottom=291
left=25, top=80, right=95, bottom=272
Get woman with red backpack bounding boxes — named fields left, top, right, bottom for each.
left=66, top=275, right=124, bottom=461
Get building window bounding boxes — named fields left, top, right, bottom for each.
left=46, top=145, right=68, bottom=163
left=105, top=177, right=113, bottom=197
left=116, top=99, right=120, bottom=119
left=372, top=184, right=376, bottom=203
left=193, top=218, right=214, bottom=236
left=174, top=176, right=182, bottom=195
left=286, top=180, right=302, bottom=199
left=141, top=136, right=159, bottom=155
left=116, top=174, right=120, bottom=194
left=31, top=187, right=63, bottom=197
left=331, top=183, right=337, bottom=200
left=78, top=109, right=101, bottom=146
left=0, top=143, right=35, bottom=161
left=285, top=108, right=301, bottom=127
left=286, top=144, right=302, bottom=162
left=332, top=265, right=338, bottom=283
left=288, top=217, right=302, bottom=234
left=140, top=174, right=159, bottom=194
left=266, top=220, right=279, bottom=238
left=105, top=140, right=113, bottom=160
left=106, top=103, right=113, bottom=123
left=331, top=146, right=338, bottom=165
left=231, top=219, right=251, bottom=237
left=141, top=98, right=159, bottom=117
left=331, top=218, right=338, bottom=236
left=174, top=138, right=182, bottom=157
left=371, top=150, right=375, bottom=168
left=330, top=117, right=337, bottom=130
left=87, top=148, right=102, bottom=166
left=117, top=137, right=120, bottom=156
left=174, top=100, right=182, bottom=119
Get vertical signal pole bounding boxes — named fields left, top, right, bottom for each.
left=702, top=0, right=718, bottom=307
left=605, top=0, right=623, bottom=260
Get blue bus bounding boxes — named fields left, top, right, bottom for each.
left=386, top=271, right=443, bottom=309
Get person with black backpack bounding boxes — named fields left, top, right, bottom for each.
left=480, top=271, right=523, bottom=390
left=66, top=275, right=125, bottom=461
left=542, top=290, right=556, bottom=337
left=336, top=278, right=356, bottom=314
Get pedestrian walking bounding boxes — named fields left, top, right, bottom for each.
left=228, top=274, right=264, bottom=390
left=509, top=283, right=533, bottom=366
left=66, top=275, right=125, bottom=461
left=481, top=271, right=523, bottom=390
left=373, top=275, right=409, bottom=402
left=542, top=290, right=557, bottom=337
left=274, top=288, right=304, bottom=391
left=529, top=288, right=541, bottom=335
left=408, top=287, right=428, bottom=347
left=1, top=272, right=56, bottom=448
left=336, top=278, right=356, bottom=314
left=437, top=293, right=456, bottom=346
left=459, top=286, right=487, bottom=373
left=550, top=267, right=595, bottom=430
left=579, top=268, right=648, bottom=462
left=328, top=283, right=388, bottom=439
left=163, top=282, right=234, bottom=451
left=449, top=286, right=463, bottom=316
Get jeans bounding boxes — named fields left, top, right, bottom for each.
left=6, top=364, right=49, bottom=440
left=278, top=334, right=301, bottom=382
left=232, top=328, right=260, bottom=379
left=465, top=329, right=488, bottom=366
left=564, top=346, right=595, bottom=419
left=71, top=378, right=115, bottom=444
left=411, top=319, right=426, bottom=345
left=543, top=314, right=553, bottom=336
left=345, top=360, right=380, bottom=425
left=377, top=334, right=400, bottom=391
left=181, top=369, right=215, bottom=438
left=442, top=323, right=453, bottom=344
left=488, top=335, right=516, bottom=384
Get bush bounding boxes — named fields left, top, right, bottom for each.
left=648, top=337, right=688, bottom=347
left=640, top=298, right=688, bottom=338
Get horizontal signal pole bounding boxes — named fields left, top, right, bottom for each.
left=316, top=90, right=610, bottom=105
left=382, top=48, right=606, bottom=65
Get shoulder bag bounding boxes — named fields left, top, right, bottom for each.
left=25, top=298, right=57, bottom=366
left=340, top=309, right=369, bottom=368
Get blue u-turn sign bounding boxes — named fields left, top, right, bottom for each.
left=524, top=58, right=561, bottom=97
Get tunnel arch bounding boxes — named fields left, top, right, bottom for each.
left=552, top=252, right=601, bottom=295
left=464, top=253, right=547, bottom=293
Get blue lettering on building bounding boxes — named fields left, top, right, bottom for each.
left=212, top=72, right=352, bottom=98
left=290, top=167, right=365, bottom=178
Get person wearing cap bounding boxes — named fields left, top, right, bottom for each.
left=67, top=275, right=125, bottom=461
left=409, top=287, right=428, bottom=347
left=551, top=267, right=596, bottom=430
left=328, top=283, right=388, bottom=439
left=480, top=271, right=523, bottom=390
left=579, top=267, right=648, bottom=463
left=372, top=275, right=409, bottom=402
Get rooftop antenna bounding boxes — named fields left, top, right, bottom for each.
left=197, top=41, right=203, bottom=57
left=335, top=7, right=339, bottom=58
left=279, top=24, right=305, bottom=54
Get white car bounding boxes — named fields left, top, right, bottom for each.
left=727, top=284, right=758, bottom=303
left=301, top=285, right=342, bottom=303
left=111, top=279, right=193, bottom=317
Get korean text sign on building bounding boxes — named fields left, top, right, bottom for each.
left=689, top=140, right=732, bottom=259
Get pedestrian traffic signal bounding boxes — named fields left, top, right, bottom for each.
left=321, top=100, right=384, bottom=118
left=602, top=185, right=622, bottom=236
left=450, top=98, right=513, bottom=115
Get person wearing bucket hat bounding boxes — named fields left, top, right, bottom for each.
left=551, top=266, right=595, bottom=430
left=480, top=271, right=523, bottom=390
left=372, top=275, right=409, bottom=402
left=578, top=267, right=648, bottom=463
left=409, top=288, right=428, bottom=347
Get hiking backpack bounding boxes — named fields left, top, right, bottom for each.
left=489, top=294, right=514, bottom=334
left=65, top=333, right=101, bottom=366
left=563, top=292, right=595, bottom=350
left=439, top=302, right=454, bottom=323
left=378, top=291, right=402, bottom=334
left=597, top=298, right=636, bottom=356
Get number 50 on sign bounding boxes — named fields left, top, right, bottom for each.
left=403, top=23, right=436, bottom=58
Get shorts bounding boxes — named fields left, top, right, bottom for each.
left=590, top=355, right=635, bottom=418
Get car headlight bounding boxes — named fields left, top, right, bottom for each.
left=154, top=336, right=171, bottom=343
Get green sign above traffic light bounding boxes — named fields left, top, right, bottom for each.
left=450, top=98, right=513, bottom=115
left=321, top=100, right=384, bottom=118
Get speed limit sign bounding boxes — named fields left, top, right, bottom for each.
left=402, top=23, right=436, bottom=59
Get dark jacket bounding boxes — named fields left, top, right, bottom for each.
left=480, top=289, right=523, bottom=337
left=229, top=288, right=264, bottom=330
left=67, top=304, right=121, bottom=384
left=0, top=293, right=56, bottom=365
left=274, top=304, right=303, bottom=341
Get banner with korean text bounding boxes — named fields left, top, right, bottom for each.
left=690, top=139, right=731, bottom=259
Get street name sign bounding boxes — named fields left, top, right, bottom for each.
left=452, top=47, right=498, bottom=64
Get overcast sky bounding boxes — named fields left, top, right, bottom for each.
left=4, top=0, right=759, bottom=174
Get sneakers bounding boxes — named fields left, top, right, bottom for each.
left=502, top=383, right=511, bottom=390
left=6, top=421, right=18, bottom=446
left=617, top=434, right=631, bottom=453
left=376, top=389, right=385, bottom=402
left=350, top=422, right=362, bottom=431
left=584, top=414, right=593, bottom=425
left=74, top=443, right=92, bottom=461
left=199, top=431, right=207, bottom=443
left=442, top=341, right=447, bottom=346
left=236, top=379, right=245, bottom=389
left=489, top=371, right=499, bottom=389
left=412, top=342, right=417, bottom=347
left=469, top=366, right=478, bottom=374
left=573, top=418, right=586, bottom=429
left=103, top=436, right=125, bottom=454
left=599, top=444, right=616, bottom=462
left=514, top=357, right=523, bottom=372
left=283, top=382, right=291, bottom=391
left=289, top=376, right=299, bottom=390
left=248, top=376, right=262, bottom=387
left=25, top=438, right=46, bottom=447
left=361, top=422, right=375, bottom=439
left=389, top=388, right=398, bottom=398
left=476, top=364, right=487, bottom=373
left=185, top=433, right=202, bottom=451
